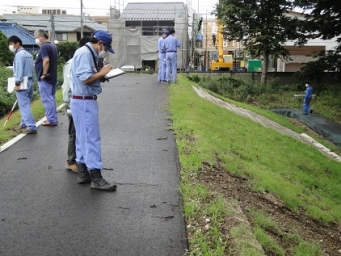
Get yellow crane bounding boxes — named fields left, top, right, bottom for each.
left=210, top=20, right=233, bottom=71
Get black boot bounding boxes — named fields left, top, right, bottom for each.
left=77, top=163, right=92, bottom=184
left=90, top=170, right=117, bottom=191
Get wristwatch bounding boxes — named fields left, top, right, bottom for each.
left=15, top=81, right=21, bottom=86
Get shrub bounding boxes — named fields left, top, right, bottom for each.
left=56, top=41, right=78, bottom=62
left=188, top=74, right=201, bottom=83
left=141, top=66, right=154, bottom=74
left=0, top=31, right=14, bottom=67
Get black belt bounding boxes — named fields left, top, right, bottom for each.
left=167, top=51, right=177, bottom=52
left=72, top=95, right=97, bottom=100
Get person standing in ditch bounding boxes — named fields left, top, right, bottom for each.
left=61, top=36, right=91, bottom=173
left=70, top=30, right=117, bottom=191
left=7, top=35, right=37, bottom=134
left=303, top=82, right=313, bottom=115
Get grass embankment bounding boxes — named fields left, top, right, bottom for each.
left=170, top=75, right=341, bottom=255
left=0, top=90, right=63, bottom=145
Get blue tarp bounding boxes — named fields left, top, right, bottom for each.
left=272, top=108, right=341, bottom=148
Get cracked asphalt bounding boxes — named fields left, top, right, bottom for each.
left=0, top=74, right=188, bottom=256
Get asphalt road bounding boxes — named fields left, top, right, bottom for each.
left=0, top=74, right=188, bottom=256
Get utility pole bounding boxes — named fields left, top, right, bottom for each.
left=50, top=13, right=56, bottom=44
left=192, top=13, right=195, bottom=62
left=80, top=0, right=84, bottom=38
left=205, top=10, right=208, bottom=71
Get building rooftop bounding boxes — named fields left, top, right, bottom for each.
left=0, top=22, right=35, bottom=45
left=0, top=14, right=107, bottom=32
left=120, top=2, right=187, bottom=20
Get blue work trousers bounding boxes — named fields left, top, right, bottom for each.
left=38, top=80, right=58, bottom=123
left=166, top=52, right=178, bottom=83
left=158, top=53, right=166, bottom=81
left=303, top=97, right=312, bottom=114
left=16, top=79, right=36, bottom=130
left=71, top=98, right=103, bottom=171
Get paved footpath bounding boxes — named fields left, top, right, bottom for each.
left=0, top=74, right=188, bottom=256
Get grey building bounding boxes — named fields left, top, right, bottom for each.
left=109, top=2, right=189, bottom=70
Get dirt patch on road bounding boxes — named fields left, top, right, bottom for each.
left=197, top=162, right=341, bottom=255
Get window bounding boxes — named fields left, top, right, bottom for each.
left=142, top=20, right=157, bottom=36
left=125, top=20, right=141, bottom=28
left=224, top=55, right=232, bottom=62
left=56, top=33, right=68, bottom=41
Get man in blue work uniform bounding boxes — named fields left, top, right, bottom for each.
left=164, top=28, right=181, bottom=83
left=8, top=35, right=37, bottom=134
left=303, top=82, right=313, bottom=115
left=70, top=30, right=117, bottom=191
left=157, top=29, right=169, bottom=83
left=34, top=29, right=58, bottom=126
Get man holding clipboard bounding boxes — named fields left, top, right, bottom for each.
left=71, top=30, right=117, bottom=191
left=7, top=36, right=37, bottom=134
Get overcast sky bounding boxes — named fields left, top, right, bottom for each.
left=0, top=0, right=218, bottom=16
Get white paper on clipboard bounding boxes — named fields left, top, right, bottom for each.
left=7, top=76, right=29, bottom=93
left=104, top=68, right=125, bottom=80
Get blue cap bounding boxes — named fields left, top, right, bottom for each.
left=93, top=30, right=115, bottom=54
left=163, top=29, right=169, bottom=35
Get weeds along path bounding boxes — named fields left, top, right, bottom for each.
left=193, top=86, right=341, bottom=162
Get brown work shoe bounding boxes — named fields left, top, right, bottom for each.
left=66, top=163, right=78, bottom=173
left=21, top=128, right=37, bottom=134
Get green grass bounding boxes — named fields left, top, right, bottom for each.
left=170, top=75, right=341, bottom=254
left=254, top=227, right=285, bottom=256
left=250, top=209, right=321, bottom=256
left=292, top=239, right=322, bottom=256
left=229, top=225, right=264, bottom=256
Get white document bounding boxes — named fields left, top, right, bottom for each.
left=7, top=76, right=29, bottom=93
left=104, top=68, right=125, bottom=80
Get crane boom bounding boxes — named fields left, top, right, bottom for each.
left=210, top=19, right=233, bottom=71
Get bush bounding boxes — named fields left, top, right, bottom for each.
left=56, top=42, right=78, bottom=62
left=0, top=31, right=14, bottom=67
left=188, top=74, right=201, bottom=83
left=190, top=75, right=295, bottom=105
left=0, top=93, right=16, bottom=116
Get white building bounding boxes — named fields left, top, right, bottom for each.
left=277, top=11, right=339, bottom=72
left=17, top=6, right=40, bottom=14
left=108, top=2, right=189, bottom=70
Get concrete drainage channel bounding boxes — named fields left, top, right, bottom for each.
left=192, top=86, right=341, bottom=162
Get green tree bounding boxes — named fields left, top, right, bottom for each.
left=298, top=0, right=341, bottom=41
left=0, top=31, right=14, bottom=67
left=215, top=0, right=303, bottom=84
left=56, top=41, right=78, bottom=62
left=296, top=0, right=341, bottom=74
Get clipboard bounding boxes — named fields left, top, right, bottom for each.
left=104, top=68, right=125, bottom=80
left=7, top=76, right=29, bottom=93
